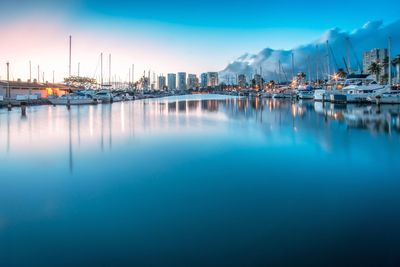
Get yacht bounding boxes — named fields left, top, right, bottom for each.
left=297, top=85, right=314, bottom=99
left=314, top=89, right=332, bottom=102
left=95, top=90, right=113, bottom=103
left=368, top=90, right=400, bottom=104
left=329, top=75, right=389, bottom=103
left=341, top=83, right=389, bottom=103
left=272, top=87, right=294, bottom=99
left=48, top=93, right=97, bottom=105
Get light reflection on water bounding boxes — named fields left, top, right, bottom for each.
left=1, top=95, right=400, bottom=266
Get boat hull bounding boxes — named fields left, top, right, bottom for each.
left=49, top=98, right=97, bottom=105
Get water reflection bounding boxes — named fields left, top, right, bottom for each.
left=1, top=96, right=400, bottom=164
left=1, top=95, right=400, bottom=266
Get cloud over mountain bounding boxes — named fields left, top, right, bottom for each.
left=219, top=20, right=400, bottom=82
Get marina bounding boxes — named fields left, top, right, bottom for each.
left=1, top=0, right=400, bottom=265
left=1, top=95, right=400, bottom=266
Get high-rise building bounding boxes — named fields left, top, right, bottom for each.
left=178, top=72, right=187, bottom=90
left=200, top=73, right=208, bottom=88
left=167, top=73, right=176, bottom=90
left=363, top=48, right=388, bottom=80
left=207, top=72, right=219, bottom=87
left=187, top=74, right=198, bottom=90
left=238, top=74, right=246, bottom=88
left=158, top=75, right=166, bottom=90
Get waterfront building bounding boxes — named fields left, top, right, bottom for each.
left=238, top=74, right=246, bottom=88
left=0, top=79, right=70, bottom=99
left=207, top=72, right=219, bottom=87
left=178, top=72, right=187, bottom=90
left=363, top=48, right=388, bottom=81
left=187, top=74, right=198, bottom=90
left=200, top=73, right=208, bottom=88
left=167, top=73, right=177, bottom=90
left=158, top=75, right=166, bottom=90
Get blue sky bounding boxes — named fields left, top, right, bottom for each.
left=0, top=0, right=399, bottom=81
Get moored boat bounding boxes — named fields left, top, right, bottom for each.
left=369, top=91, right=400, bottom=104
left=49, top=93, right=97, bottom=105
left=95, top=90, right=113, bottom=103
left=297, top=88, right=314, bottom=99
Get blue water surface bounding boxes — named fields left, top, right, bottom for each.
left=1, top=95, right=400, bottom=266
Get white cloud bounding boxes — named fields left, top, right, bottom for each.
left=220, top=20, right=400, bottom=82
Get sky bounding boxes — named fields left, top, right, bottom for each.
left=0, top=0, right=399, bottom=82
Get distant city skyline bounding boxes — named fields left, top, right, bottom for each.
left=0, top=0, right=399, bottom=82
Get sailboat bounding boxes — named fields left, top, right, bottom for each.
left=95, top=53, right=113, bottom=103
left=50, top=36, right=98, bottom=105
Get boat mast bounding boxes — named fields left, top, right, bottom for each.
left=388, top=37, right=392, bottom=86
left=29, top=60, right=32, bottom=81
left=100, top=53, right=103, bottom=87
left=129, top=68, right=131, bottom=86
left=29, top=61, right=32, bottom=97
left=109, top=54, right=111, bottom=89
left=326, top=40, right=330, bottom=81
left=291, top=52, right=295, bottom=80
left=69, top=35, right=72, bottom=78
left=68, top=35, right=71, bottom=93
left=307, top=55, right=311, bottom=84
left=316, top=45, right=320, bottom=85
left=346, top=37, right=351, bottom=74
left=278, top=60, right=282, bottom=85
left=132, top=64, right=135, bottom=84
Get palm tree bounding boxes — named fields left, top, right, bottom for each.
left=368, top=62, right=382, bottom=82
left=336, top=68, right=347, bottom=79
left=297, top=72, right=306, bottom=80
left=268, top=80, right=275, bottom=89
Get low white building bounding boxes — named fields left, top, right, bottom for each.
left=0, top=80, right=70, bottom=99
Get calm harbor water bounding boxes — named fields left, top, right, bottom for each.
left=1, top=94, right=400, bottom=266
